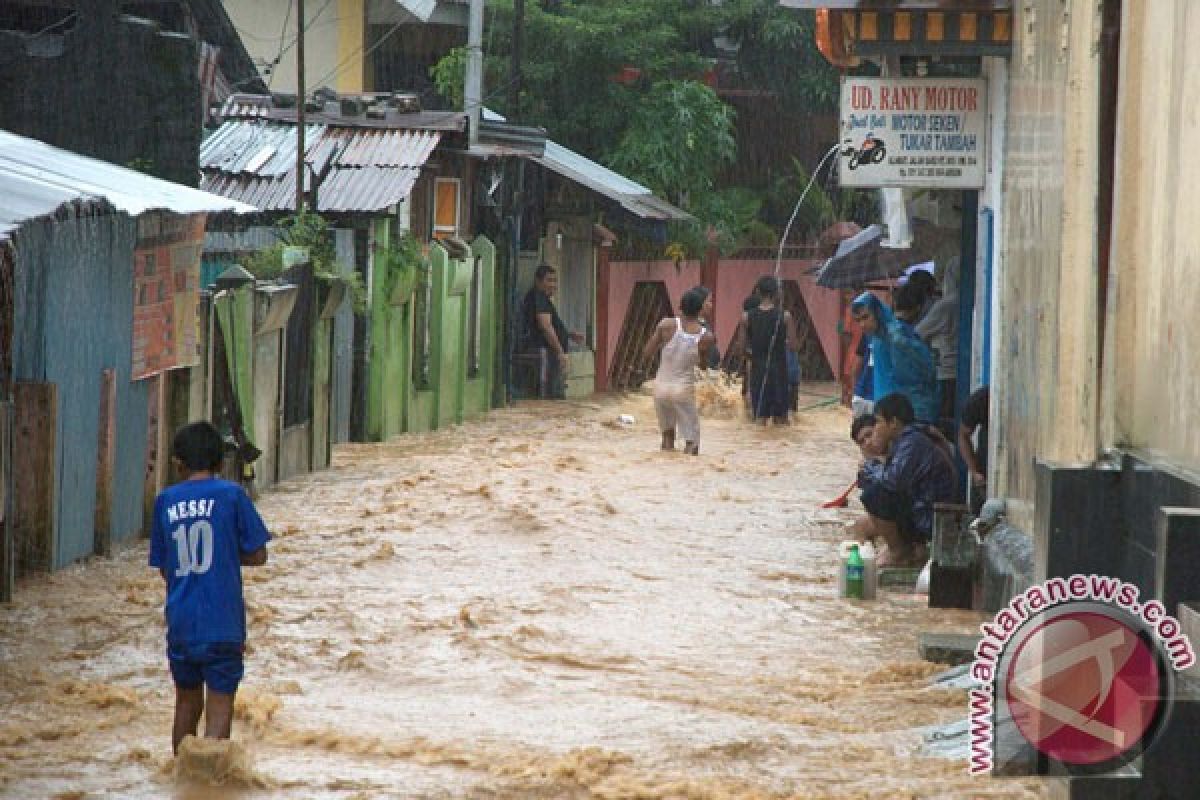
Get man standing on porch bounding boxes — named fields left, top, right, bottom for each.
left=521, top=264, right=583, bottom=399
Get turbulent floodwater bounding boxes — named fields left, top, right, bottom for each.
left=0, top=384, right=1048, bottom=799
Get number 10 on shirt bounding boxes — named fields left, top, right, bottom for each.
left=171, top=520, right=214, bottom=577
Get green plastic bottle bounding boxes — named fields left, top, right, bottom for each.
left=846, top=544, right=865, bottom=600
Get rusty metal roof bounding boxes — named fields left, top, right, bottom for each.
left=199, top=119, right=441, bottom=213
left=0, top=129, right=254, bottom=241
left=217, top=94, right=466, bottom=132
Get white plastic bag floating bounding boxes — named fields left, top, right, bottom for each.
left=616, top=414, right=635, bottom=426
left=915, top=559, right=932, bottom=594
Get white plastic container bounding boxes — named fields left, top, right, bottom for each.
left=859, top=541, right=878, bottom=601
left=837, top=540, right=877, bottom=600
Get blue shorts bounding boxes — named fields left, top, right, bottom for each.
left=167, top=641, right=245, bottom=695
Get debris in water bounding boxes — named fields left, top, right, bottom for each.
left=458, top=606, right=479, bottom=629
left=337, top=650, right=368, bottom=671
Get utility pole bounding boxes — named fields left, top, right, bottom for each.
left=465, top=0, right=484, bottom=148
left=295, top=0, right=306, bottom=212
left=509, top=0, right=524, bottom=121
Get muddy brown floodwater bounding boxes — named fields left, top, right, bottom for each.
left=0, top=383, right=1049, bottom=799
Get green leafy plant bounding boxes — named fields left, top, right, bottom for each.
left=379, top=231, right=427, bottom=303
left=430, top=46, right=467, bottom=109
left=126, top=156, right=156, bottom=175
left=763, top=158, right=876, bottom=242
left=723, top=4, right=840, bottom=113
left=610, top=80, right=737, bottom=209
left=667, top=186, right=761, bottom=258
left=243, top=211, right=367, bottom=312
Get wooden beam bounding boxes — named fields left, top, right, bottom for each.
left=95, top=369, right=116, bottom=557
left=1, top=401, right=11, bottom=602
left=13, top=383, right=56, bottom=573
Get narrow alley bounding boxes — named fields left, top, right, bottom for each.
left=0, top=390, right=1044, bottom=799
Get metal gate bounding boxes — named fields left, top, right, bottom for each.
left=782, top=280, right=833, bottom=381
left=608, top=281, right=672, bottom=390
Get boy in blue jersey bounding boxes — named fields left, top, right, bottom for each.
left=149, top=421, right=270, bottom=753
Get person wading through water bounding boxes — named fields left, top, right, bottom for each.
left=736, top=276, right=798, bottom=426
left=642, top=286, right=716, bottom=455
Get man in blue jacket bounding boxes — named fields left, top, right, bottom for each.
left=855, top=392, right=958, bottom=567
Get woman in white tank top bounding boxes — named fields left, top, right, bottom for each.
left=641, top=286, right=716, bottom=455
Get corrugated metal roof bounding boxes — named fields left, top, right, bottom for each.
left=217, top=94, right=466, bottom=132
left=199, top=119, right=441, bottom=213
left=534, top=141, right=691, bottom=222
left=0, top=129, right=256, bottom=240
left=480, top=107, right=688, bottom=222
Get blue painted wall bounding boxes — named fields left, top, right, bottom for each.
left=11, top=211, right=150, bottom=567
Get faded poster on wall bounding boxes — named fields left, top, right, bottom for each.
left=132, top=212, right=207, bottom=380
left=838, top=77, right=988, bottom=189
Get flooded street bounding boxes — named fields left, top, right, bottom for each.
left=1, top=387, right=1046, bottom=799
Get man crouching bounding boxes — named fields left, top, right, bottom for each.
left=851, top=393, right=957, bottom=567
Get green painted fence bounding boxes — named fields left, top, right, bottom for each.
left=366, top=234, right=497, bottom=439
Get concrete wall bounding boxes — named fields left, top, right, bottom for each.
left=222, top=0, right=344, bottom=94
left=367, top=218, right=408, bottom=440
left=1103, top=2, right=1200, bottom=476
left=462, top=237, right=497, bottom=419
left=367, top=236, right=495, bottom=438
left=0, top=2, right=200, bottom=186
left=994, top=0, right=1104, bottom=532
left=596, top=257, right=838, bottom=390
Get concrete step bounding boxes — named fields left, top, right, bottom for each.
left=917, top=631, right=979, bottom=666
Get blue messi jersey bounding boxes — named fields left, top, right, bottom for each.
left=148, top=478, right=270, bottom=646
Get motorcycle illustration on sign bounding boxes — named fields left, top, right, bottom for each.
left=841, top=134, right=887, bottom=170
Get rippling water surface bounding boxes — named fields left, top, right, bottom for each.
left=0, top=385, right=1047, bottom=799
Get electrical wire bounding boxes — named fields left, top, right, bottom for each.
left=229, top=0, right=335, bottom=92
left=309, top=7, right=523, bottom=123
left=751, top=142, right=841, bottom=420
left=15, top=10, right=79, bottom=39
left=308, top=15, right=408, bottom=92
left=266, top=0, right=294, bottom=90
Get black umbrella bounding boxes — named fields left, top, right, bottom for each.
left=814, top=219, right=951, bottom=289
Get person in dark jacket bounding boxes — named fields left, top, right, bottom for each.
left=854, top=392, right=958, bottom=566
left=520, top=264, right=582, bottom=398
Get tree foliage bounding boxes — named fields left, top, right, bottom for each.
left=437, top=0, right=840, bottom=255
left=722, top=3, right=840, bottom=112
left=609, top=80, right=736, bottom=207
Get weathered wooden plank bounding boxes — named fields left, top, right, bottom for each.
left=13, top=382, right=56, bottom=573
left=1, top=401, right=11, bottom=602
left=142, top=374, right=168, bottom=535
left=94, top=368, right=116, bottom=557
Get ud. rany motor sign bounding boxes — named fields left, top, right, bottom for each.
left=838, top=77, right=988, bottom=189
